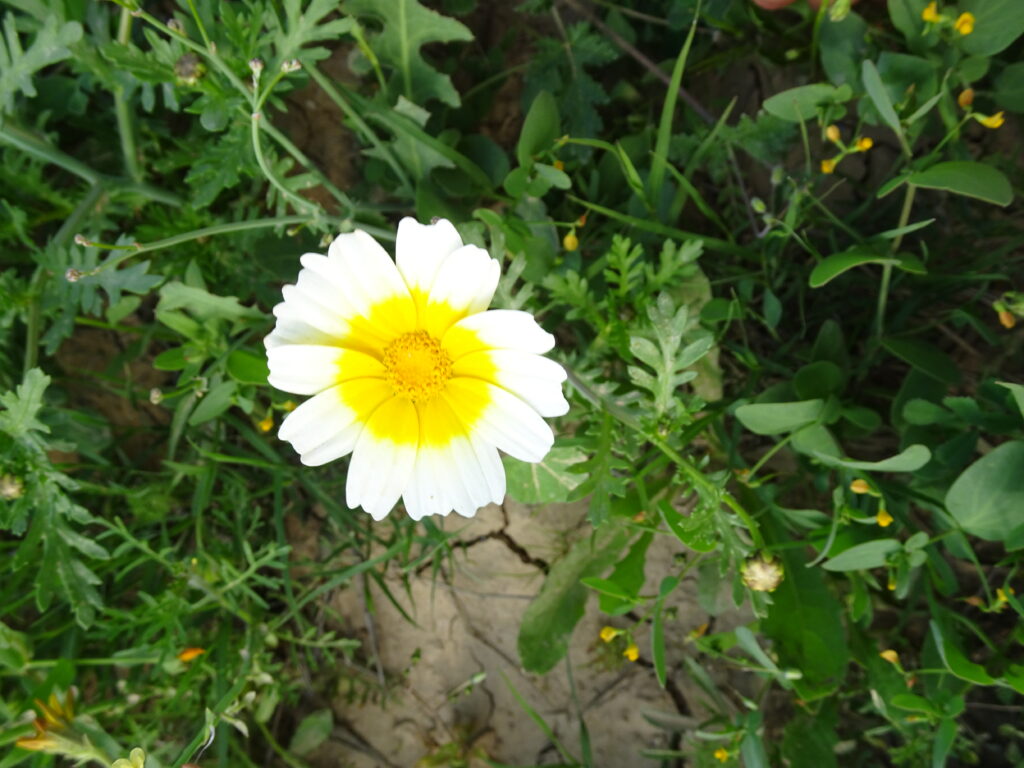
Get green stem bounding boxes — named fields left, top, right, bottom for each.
left=307, top=66, right=413, bottom=195
left=0, top=123, right=101, bottom=184
left=250, top=112, right=320, bottom=215
left=875, top=184, right=917, bottom=338
left=114, top=8, right=143, bottom=183
left=259, top=119, right=355, bottom=215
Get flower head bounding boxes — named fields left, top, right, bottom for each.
left=879, top=649, right=900, bottom=665
left=562, top=231, right=579, bottom=251
left=921, top=1, right=940, bottom=22
left=257, top=415, right=274, bottom=433
left=849, top=478, right=871, bottom=494
left=825, top=124, right=841, bottom=144
left=599, top=625, right=620, bottom=643
left=741, top=556, right=784, bottom=592
left=623, top=643, right=639, bottom=662
left=820, top=158, right=837, bottom=174
left=953, top=12, right=974, bottom=35
left=266, top=219, right=568, bottom=520
left=856, top=137, right=873, bottom=152
left=958, top=88, right=975, bottom=108
left=876, top=508, right=894, bottom=527
left=177, top=647, right=206, bottom=663
left=714, top=747, right=730, bottom=763
left=976, top=111, right=1005, bottom=129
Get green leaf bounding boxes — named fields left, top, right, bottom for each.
left=517, top=91, right=560, bottom=168
left=959, top=0, right=1024, bottom=56
left=659, top=499, right=717, bottom=552
left=882, top=337, right=960, bottom=386
left=907, top=162, right=1013, bottom=207
left=793, top=361, right=843, bottom=400
left=185, top=123, right=256, bottom=208
left=288, top=709, right=333, bottom=757
left=0, top=368, right=50, bottom=442
left=503, top=446, right=586, bottom=504
left=763, top=83, right=844, bottom=122
left=227, top=351, right=270, bottom=386
left=188, top=381, right=237, bottom=427
left=341, top=0, right=473, bottom=107
left=930, top=619, right=995, bottom=685
left=862, top=60, right=902, bottom=136
left=995, top=62, right=1024, bottom=113
left=735, top=399, right=825, bottom=435
left=0, top=13, right=83, bottom=115
left=762, top=542, right=849, bottom=700
left=997, top=381, right=1024, bottom=420
left=809, top=249, right=899, bottom=288
left=651, top=576, right=678, bottom=688
left=597, top=532, right=651, bottom=614
left=518, top=522, right=631, bottom=674
left=812, top=444, right=932, bottom=473
left=272, top=0, right=355, bottom=64
left=822, top=539, right=902, bottom=571
left=945, top=440, right=1024, bottom=541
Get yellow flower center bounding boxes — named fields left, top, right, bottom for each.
left=383, top=330, right=453, bottom=402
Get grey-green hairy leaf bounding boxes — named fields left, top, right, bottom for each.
left=503, top=446, right=586, bottom=505
left=0, top=13, right=82, bottom=115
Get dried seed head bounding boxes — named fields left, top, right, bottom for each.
left=65, top=268, right=83, bottom=283
left=741, top=556, right=784, bottom=592
left=0, top=475, right=23, bottom=500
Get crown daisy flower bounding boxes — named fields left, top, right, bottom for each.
left=265, top=218, right=569, bottom=521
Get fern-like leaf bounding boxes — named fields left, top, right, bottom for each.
left=0, top=13, right=82, bottom=115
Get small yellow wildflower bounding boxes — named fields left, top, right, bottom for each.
left=825, top=124, right=841, bottom=144
left=562, top=231, right=579, bottom=251
left=856, top=137, right=874, bottom=152
left=998, top=310, right=1016, bottom=329
left=553, top=160, right=565, bottom=171
left=689, top=622, right=709, bottom=639
left=599, top=626, right=619, bottom=643
left=921, top=1, right=940, bottom=22
left=953, top=12, right=974, bottom=35
left=849, top=479, right=871, bottom=494
left=112, top=748, right=148, bottom=768
left=257, top=415, right=274, bottom=433
left=997, top=587, right=1015, bottom=603
left=957, top=88, right=974, bottom=109
left=977, top=112, right=1006, bottom=129
left=177, top=647, right=206, bottom=663
left=879, top=649, right=900, bottom=665
left=876, top=508, right=894, bottom=527
left=714, top=747, right=730, bottom=763
left=282, top=400, right=297, bottom=412
left=15, top=692, right=74, bottom=752
left=623, top=643, right=639, bottom=662
left=820, top=158, right=837, bottom=174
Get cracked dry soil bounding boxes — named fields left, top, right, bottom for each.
left=300, top=501, right=748, bottom=767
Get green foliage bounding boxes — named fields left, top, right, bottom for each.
left=1, top=0, right=1023, bottom=765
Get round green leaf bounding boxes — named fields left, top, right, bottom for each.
left=995, top=62, right=1024, bottom=113
left=907, top=162, right=1013, bottom=207
left=945, top=440, right=1024, bottom=541
left=959, top=0, right=1024, bottom=56
left=822, top=539, right=902, bottom=571
left=735, top=399, right=824, bottom=435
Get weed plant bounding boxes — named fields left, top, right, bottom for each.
left=1, top=0, right=1023, bottom=766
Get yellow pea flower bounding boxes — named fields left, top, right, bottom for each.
left=856, top=137, right=873, bottom=152
left=977, top=112, right=1006, bottom=129
left=876, top=508, right=894, bottom=527
left=623, top=643, right=639, bottom=662
left=954, top=12, right=974, bottom=35
left=820, top=158, right=837, bottom=174
left=879, top=649, right=900, bottom=665
left=921, top=2, right=940, bottom=22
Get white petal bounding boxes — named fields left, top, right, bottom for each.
left=423, top=245, right=500, bottom=332
left=403, top=450, right=453, bottom=521
left=454, top=350, right=569, bottom=417
left=442, top=310, right=556, bottom=360
left=267, top=346, right=384, bottom=396
left=345, top=398, right=418, bottom=520
left=444, top=379, right=554, bottom=463
left=277, top=285, right=350, bottom=339
left=264, top=301, right=338, bottom=349
left=396, top=217, right=464, bottom=296
left=327, top=230, right=414, bottom=314
left=467, top=431, right=506, bottom=509
left=278, top=380, right=391, bottom=466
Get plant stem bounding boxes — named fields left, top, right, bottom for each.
left=114, top=8, right=143, bottom=183
left=875, top=184, right=917, bottom=338
left=259, top=119, right=355, bottom=215
left=250, top=112, right=320, bottom=215
left=0, top=123, right=101, bottom=185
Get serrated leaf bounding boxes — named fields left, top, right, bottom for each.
left=271, top=0, right=356, bottom=65
left=0, top=368, right=51, bottom=442
left=341, top=0, right=472, bottom=107
left=0, top=13, right=83, bottom=114
left=185, top=124, right=257, bottom=208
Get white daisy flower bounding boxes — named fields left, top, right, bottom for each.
left=265, top=217, right=569, bottom=521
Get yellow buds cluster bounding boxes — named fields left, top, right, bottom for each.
left=876, top=508, right=894, bottom=527
left=953, top=12, right=974, bottom=35
left=819, top=126, right=872, bottom=175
